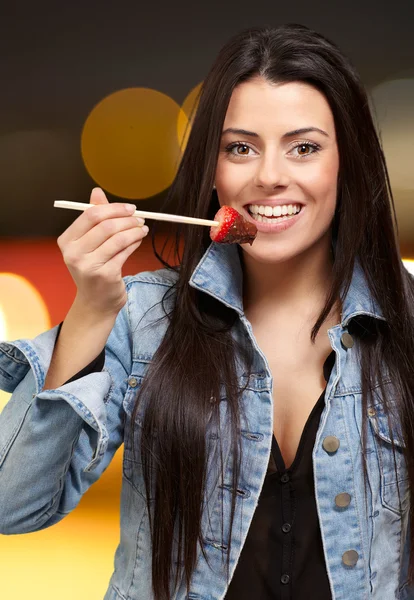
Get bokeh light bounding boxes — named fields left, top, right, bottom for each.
left=0, top=306, right=5, bottom=340
left=81, top=88, right=189, bottom=199
left=0, top=273, right=51, bottom=413
left=370, top=78, right=414, bottom=192
left=177, top=81, right=203, bottom=151
left=403, top=259, right=414, bottom=276
left=370, top=78, right=414, bottom=245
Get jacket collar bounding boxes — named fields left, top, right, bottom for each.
left=189, top=242, right=385, bottom=326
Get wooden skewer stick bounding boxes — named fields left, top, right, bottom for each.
left=54, top=201, right=219, bottom=227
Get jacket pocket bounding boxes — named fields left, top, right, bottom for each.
left=368, top=401, right=409, bottom=515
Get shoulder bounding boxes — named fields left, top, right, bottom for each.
left=124, top=267, right=179, bottom=290
left=123, top=268, right=179, bottom=310
left=122, top=269, right=179, bottom=352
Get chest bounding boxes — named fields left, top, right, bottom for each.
left=248, top=320, right=335, bottom=470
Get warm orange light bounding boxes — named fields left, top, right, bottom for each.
left=177, top=81, right=203, bottom=151
left=402, top=259, right=414, bottom=275
left=0, top=305, right=6, bottom=341
left=81, top=88, right=189, bottom=199
left=0, top=273, right=51, bottom=413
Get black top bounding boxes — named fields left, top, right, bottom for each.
left=224, top=350, right=335, bottom=600
left=55, top=322, right=334, bottom=599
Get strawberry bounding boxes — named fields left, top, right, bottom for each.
left=210, top=206, right=257, bottom=245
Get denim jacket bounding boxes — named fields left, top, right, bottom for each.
left=0, top=241, right=413, bottom=600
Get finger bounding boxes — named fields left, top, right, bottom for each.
left=58, top=201, right=138, bottom=246
left=89, top=224, right=149, bottom=266
left=75, top=216, right=146, bottom=255
left=105, top=238, right=145, bottom=272
left=89, top=187, right=109, bottom=206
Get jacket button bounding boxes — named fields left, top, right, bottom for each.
left=341, top=332, right=354, bottom=349
left=128, top=377, right=138, bottom=387
left=342, top=550, right=359, bottom=566
left=322, top=436, right=340, bottom=453
left=280, top=473, right=290, bottom=483
left=335, top=492, right=351, bottom=508
left=367, top=407, right=376, bottom=417
left=280, top=574, right=290, bottom=584
left=282, top=522, right=292, bottom=533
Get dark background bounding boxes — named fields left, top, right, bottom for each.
left=1, top=1, right=413, bottom=244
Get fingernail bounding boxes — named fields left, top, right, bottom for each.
left=135, top=217, right=145, bottom=226
left=142, top=225, right=149, bottom=235
left=124, top=204, right=136, bottom=214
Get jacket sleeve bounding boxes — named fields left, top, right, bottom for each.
left=0, top=285, right=133, bottom=535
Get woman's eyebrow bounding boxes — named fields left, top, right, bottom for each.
left=221, top=126, right=329, bottom=138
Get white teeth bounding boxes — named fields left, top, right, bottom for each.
left=249, top=208, right=302, bottom=224
left=247, top=203, right=302, bottom=220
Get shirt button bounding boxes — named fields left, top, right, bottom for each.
left=280, top=473, right=290, bottom=483
left=335, top=492, right=352, bottom=508
left=281, top=574, right=290, bottom=584
left=128, top=377, right=138, bottom=387
left=322, top=436, right=340, bottom=453
left=341, top=332, right=354, bottom=349
left=342, top=550, right=359, bottom=567
left=282, top=522, right=292, bottom=533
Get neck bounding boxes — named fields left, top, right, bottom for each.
left=242, top=235, right=339, bottom=323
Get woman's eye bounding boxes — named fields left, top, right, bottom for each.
left=225, top=141, right=321, bottom=159
left=291, top=142, right=321, bottom=158
left=226, top=143, right=254, bottom=157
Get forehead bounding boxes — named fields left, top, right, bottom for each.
left=223, top=77, right=335, bottom=134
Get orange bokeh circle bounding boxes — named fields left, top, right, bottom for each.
left=177, top=82, right=203, bottom=151
left=81, top=88, right=189, bottom=199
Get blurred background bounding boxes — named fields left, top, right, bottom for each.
left=1, top=1, right=413, bottom=598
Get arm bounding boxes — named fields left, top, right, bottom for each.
left=0, top=281, right=133, bottom=535
left=42, top=297, right=117, bottom=390
left=46, top=321, right=105, bottom=385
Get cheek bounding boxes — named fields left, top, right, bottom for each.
left=300, top=165, right=339, bottom=222
left=302, top=160, right=338, bottom=197
left=215, top=159, right=250, bottom=194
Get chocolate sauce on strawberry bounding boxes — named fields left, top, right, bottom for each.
left=210, top=205, right=257, bottom=245
left=219, top=214, right=257, bottom=245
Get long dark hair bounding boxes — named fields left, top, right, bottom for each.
left=129, top=24, right=414, bottom=599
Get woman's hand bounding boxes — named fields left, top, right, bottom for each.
left=57, top=187, right=149, bottom=317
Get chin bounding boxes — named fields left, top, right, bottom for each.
left=239, top=241, right=300, bottom=265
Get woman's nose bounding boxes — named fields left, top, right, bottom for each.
left=253, top=153, right=290, bottom=190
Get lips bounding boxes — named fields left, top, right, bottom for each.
left=242, top=203, right=305, bottom=234
left=244, top=200, right=305, bottom=208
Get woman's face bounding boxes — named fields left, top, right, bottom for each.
left=214, top=77, right=340, bottom=264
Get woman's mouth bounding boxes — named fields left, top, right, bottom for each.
left=244, top=202, right=304, bottom=234
left=246, top=203, right=302, bottom=223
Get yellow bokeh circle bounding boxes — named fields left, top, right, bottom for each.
left=177, top=82, right=203, bottom=151
left=81, top=88, right=189, bottom=199
left=0, top=273, right=51, bottom=413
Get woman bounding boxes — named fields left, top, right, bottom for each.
left=0, top=23, right=414, bottom=600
